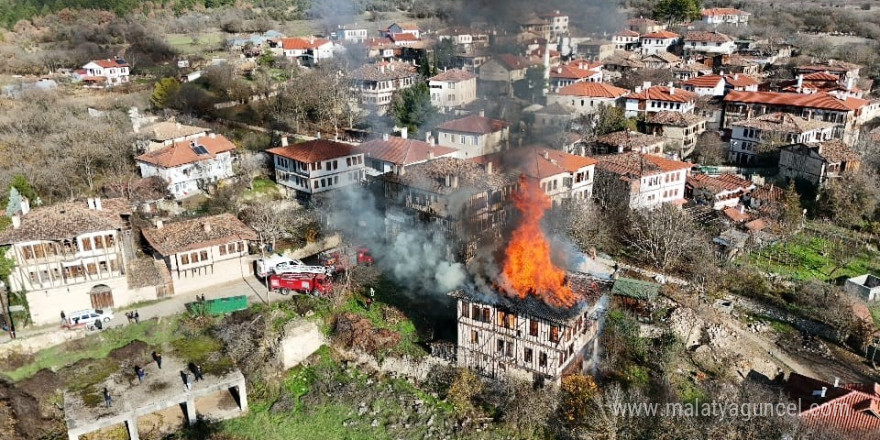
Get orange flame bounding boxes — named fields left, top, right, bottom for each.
left=501, top=178, right=576, bottom=308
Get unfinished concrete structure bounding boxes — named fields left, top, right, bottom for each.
left=65, top=368, right=247, bottom=440
left=450, top=273, right=608, bottom=384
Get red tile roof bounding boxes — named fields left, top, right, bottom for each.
left=597, top=152, right=691, bottom=179
left=279, top=37, right=331, bottom=50
left=391, top=33, right=418, bottom=42
left=556, top=82, right=629, bottom=98
left=803, top=72, right=840, bottom=82
left=682, top=74, right=724, bottom=88
left=358, top=137, right=457, bottom=166
left=627, top=85, right=697, bottom=103
left=722, top=206, right=752, bottom=222
left=786, top=373, right=880, bottom=438
left=723, top=74, right=759, bottom=87
left=615, top=30, right=640, bottom=37
left=494, top=54, right=537, bottom=71
left=549, top=64, right=600, bottom=80
left=436, top=114, right=509, bottom=135
left=136, top=135, right=236, bottom=168
left=684, top=31, right=733, bottom=43
left=472, top=145, right=597, bottom=179
left=723, top=91, right=861, bottom=112
left=429, top=69, right=476, bottom=82
left=797, top=61, right=862, bottom=74
left=89, top=58, right=129, bottom=68
left=640, top=30, right=680, bottom=39
left=266, top=139, right=360, bottom=163
left=701, top=8, right=750, bottom=16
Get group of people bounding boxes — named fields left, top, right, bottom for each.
left=125, top=310, right=140, bottom=324
left=103, top=350, right=206, bottom=407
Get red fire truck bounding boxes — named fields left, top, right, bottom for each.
left=318, top=247, right=374, bottom=272
left=268, top=272, right=334, bottom=296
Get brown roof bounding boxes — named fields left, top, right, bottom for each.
left=142, top=213, right=257, bottom=256
left=627, top=18, right=660, bottom=26
left=267, top=139, right=360, bottom=163
left=750, top=184, right=783, bottom=203
left=429, top=69, right=476, bottom=82
left=596, top=131, right=666, bottom=151
left=472, top=145, right=597, bottom=180
left=640, top=30, right=679, bottom=40
left=645, top=111, right=706, bottom=127
left=140, top=121, right=208, bottom=142
left=644, top=51, right=680, bottom=64
left=494, top=54, right=536, bottom=71
left=382, top=157, right=518, bottom=195
left=687, top=173, right=752, bottom=193
left=723, top=74, right=759, bottom=87
left=702, top=8, right=750, bottom=16
left=723, top=91, right=862, bottom=112
left=786, top=373, right=880, bottom=438
left=732, top=112, right=835, bottom=133
left=358, top=137, right=458, bottom=166
left=803, top=72, right=840, bottom=82
left=627, top=86, right=697, bottom=103
left=436, top=114, right=509, bottom=135
left=684, top=31, right=733, bottom=43
left=682, top=74, right=725, bottom=88
left=0, top=199, right=131, bottom=244
left=615, top=30, right=640, bottom=37
left=136, top=135, right=236, bottom=169
left=790, top=140, right=861, bottom=164
left=597, top=152, right=691, bottom=179
left=556, top=82, right=629, bottom=98
left=350, top=62, right=418, bottom=81
left=797, top=61, right=862, bottom=74
left=722, top=206, right=752, bottom=223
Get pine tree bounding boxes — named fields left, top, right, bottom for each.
left=150, top=77, right=181, bottom=109
left=6, top=187, right=21, bottom=218
left=781, top=181, right=803, bottom=231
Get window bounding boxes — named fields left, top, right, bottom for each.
left=180, top=254, right=190, bottom=265
left=529, top=320, right=538, bottom=336
left=539, top=352, right=548, bottom=367
left=347, top=157, right=352, bottom=166
left=87, top=263, right=97, bottom=275
left=22, top=246, right=34, bottom=260
left=482, top=308, right=490, bottom=323
left=524, top=348, right=533, bottom=363
left=219, top=245, right=227, bottom=256
left=191, top=252, right=200, bottom=263
left=94, top=236, right=104, bottom=249
left=227, top=243, right=236, bottom=254
left=236, top=242, right=244, bottom=253
left=471, top=330, right=479, bottom=344
left=550, top=326, right=560, bottom=343
left=497, top=339, right=505, bottom=353
left=200, top=250, right=208, bottom=261
left=461, top=301, right=470, bottom=319
left=81, top=237, right=93, bottom=251
left=472, top=305, right=481, bottom=321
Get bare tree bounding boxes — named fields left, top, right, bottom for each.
left=624, top=205, right=709, bottom=273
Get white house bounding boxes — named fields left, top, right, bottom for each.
left=548, top=61, right=603, bottom=92
left=547, top=82, right=630, bottom=116
left=278, top=37, right=335, bottom=64
left=639, top=30, right=679, bottom=55
left=267, top=138, right=366, bottom=197
left=135, top=134, right=237, bottom=199
left=613, top=30, right=640, bottom=51
left=428, top=69, right=478, bottom=110
left=728, top=113, right=837, bottom=165
left=701, top=8, right=750, bottom=27
left=683, top=31, right=736, bottom=56
left=141, top=213, right=257, bottom=294
left=78, top=58, right=130, bottom=87
left=435, top=114, right=510, bottom=159
left=381, top=23, right=420, bottom=40
left=681, top=74, right=727, bottom=97
left=359, top=134, right=458, bottom=176
left=595, top=152, right=692, bottom=210
left=538, top=10, right=569, bottom=38
left=334, top=23, right=369, bottom=43
left=351, top=61, right=420, bottom=112
left=625, top=83, right=697, bottom=117
left=0, top=198, right=168, bottom=326
left=724, top=74, right=760, bottom=92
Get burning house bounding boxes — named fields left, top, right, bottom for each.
left=449, top=179, right=608, bottom=383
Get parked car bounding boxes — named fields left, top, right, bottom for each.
left=67, top=308, right=114, bottom=327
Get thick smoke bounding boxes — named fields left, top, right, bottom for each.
left=447, top=0, right=625, bottom=35
left=326, top=184, right=467, bottom=295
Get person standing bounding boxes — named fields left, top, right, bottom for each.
left=60, top=311, right=66, bottom=326
left=365, top=295, right=373, bottom=311
left=134, top=310, right=140, bottom=324
left=136, top=366, right=146, bottom=384
left=152, top=351, right=163, bottom=369
left=103, top=387, right=112, bottom=408
left=194, top=364, right=204, bottom=382
left=184, top=372, right=193, bottom=390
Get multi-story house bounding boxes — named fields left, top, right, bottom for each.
left=681, top=74, right=727, bottom=97
left=795, top=60, right=861, bottom=82
left=333, top=23, right=369, bottom=43
left=267, top=138, right=365, bottom=198
left=538, top=10, right=569, bottom=38
left=624, top=83, right=697, bottom=117
left=594, top=130, right=667, bottom=156
left=380, top=23, right=421, bottom=40
left=277, top=37, right=335, bottom=64
left=141, top=213, right=257, bottom=294
left=644, top=111, right=708, bottom=158
left=381, top=157, right=519, bottom=260
left=78, top=58, right=130, bottom=87
left=613, top=30, right=640, bottom=51
left=135, top=120, right=209, bottom=153
left=627, top=17, right=665, bottom=34
left=438, top=28, right=475, bottom=50
left=686, top=173, right=755, bottom=210
left=428, top=69, right=478, bottom=111
left=351, top=61, right=419, bottom=112
left=435, top=113, right=510, bottom=159
left=683, top=31, right=736, bottom=56
left=701, top=8, right=750, bottom=26
left=778, top=141, right=861, bottom=186
left=451, top=274, right=605, bottom=383
left=594, top=152, right=692, bottom=210
left=546, top=82, right=629, bottom=116
left=639, top=30, right=679, bottom=55
left=724, top=74, right=760, bottom=92
left=136, top=133, right=237, bottom=199
left=0, top=198, right=164, bottom=325
left=548, top=62, right=603, bottom=92
left=722, top=91, right=869, bottom=145
left=728, top=112, right=837, bottom=165
left=479, top=54, right=537, bottom=96
left=359, top=134, right=458, bottom=176
left=472, top=145, right=598, bottom=204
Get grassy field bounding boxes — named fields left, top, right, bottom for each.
left=749, top=232, right=879, bottom=282
left=166, top=31, right=226, bottom=55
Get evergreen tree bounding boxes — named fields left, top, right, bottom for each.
left=391, top=82, right=437, bottom=135
left=654, top=0, right=702, bottom=24
left=781, top=181, right=804, bottom=231
left=5, top=187, right=21, bottom=218
left=150, top=77, right=181, bottom=110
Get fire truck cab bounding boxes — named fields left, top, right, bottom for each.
left=268, top=273, right=333, bottom=296
left=318, top=247, right=374, bottom=272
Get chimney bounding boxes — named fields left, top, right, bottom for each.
left=635, top=86, right=643, bottom=93
left=452, top=175, right=459, bottom=188
left=478, top=109, right=485, bottom=117
left=486, top=161, right=493, bottom=175
left=20, top=197, right=30, bottom=216
left=543, top=151, right=550, bottom=160
left=156, top=220, right=164, bottom=229
left=797, top=74, right=804, bottom=90
left=643, top=81, right=652, bottom=89
left=400, top=127, right=408, bottom=139
left=445, top=175, right=452, bottom=187
left=734, top=73, right=739, bottom=80
left=94, top=197, right=102, bottom=211
left=821, top=387, right=827, bottom=398
left=316, top=132, right=321, bottom=139
left=281, top=135, right=289, bottom=147
left=380, top=65, right=385, bottom=74
left=556, top=66, right=562, bottom=74
left=87, top=198, right=95, bottom=210
left=847, top=77, right=854, bottom=91
left=176, top=122, right=182, bottom=129
left=428, top=150, right=434, bottom=160
left=203, top=222, right=212, bottom=233
left=739, top=205, right=744, bottom=214
left=383, top=133, right=390, bottom=141
left=834, top=377, right=840, bottom=388
left=11, top=215, right=20, bottom=230
left=209, top=133, right=216, bottom=139
left=669, top=85, right=675, bottom=95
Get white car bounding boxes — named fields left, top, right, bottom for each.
left=69, top=308, right=115, bottom=326
left=255, top=254, right=305, bottom=278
